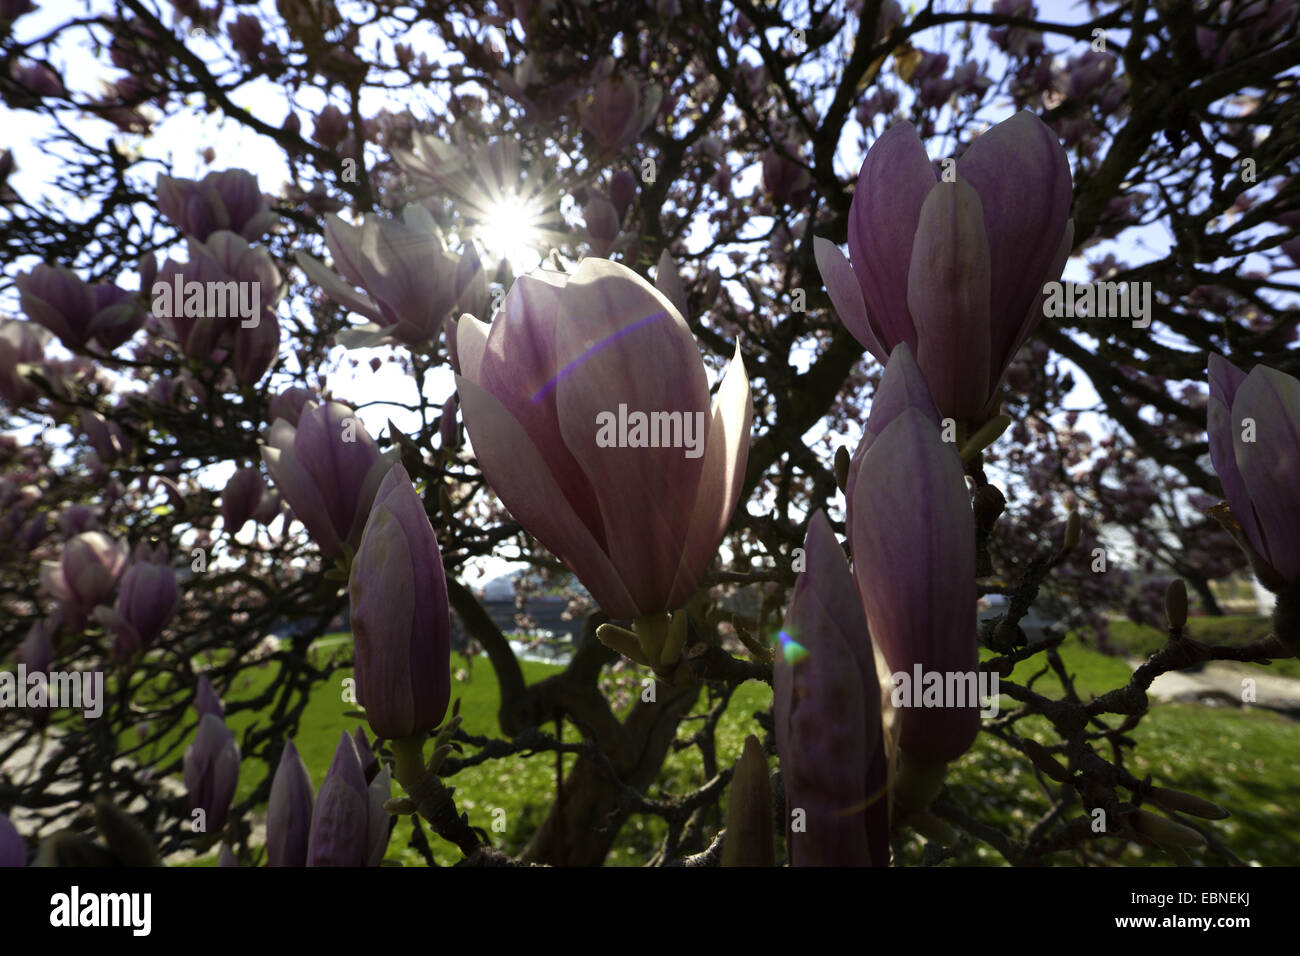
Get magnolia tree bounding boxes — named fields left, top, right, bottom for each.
left=0, top=0, right=1298, bottom=869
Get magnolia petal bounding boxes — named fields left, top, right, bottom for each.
left=908, top=176, right=992, bottom=422
left=554, top=258, right=711, bottom=614
left=957, top=111, right=1073, bottom=367
left=1233, top=366, right=1300, bottom=580
left=1207, top=353, right=1263, bottom=554
left=667, top=343, right=754, bottom=609
left=847, top=121, right=938, bottom=352
left=457, top=373, right=639, bottom=619
left=814, top=237, right=886, bottom=362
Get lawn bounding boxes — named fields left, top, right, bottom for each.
left=166, top=629, right=1297, bottom=866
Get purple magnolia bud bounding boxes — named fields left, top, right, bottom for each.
left=439, top=393, right=460, bottom=451
left=848, top=345, right=978, bottom=764
left=761, top=146, right=812, bottom=205
left=183, top=713, right=240, bottom=835
left=58, top=504, right=98, bottom=539
left=609, top=169, right=637, bottom=217
left=19, top=619, right=53, bottom=729
left=1207, top=355, right=1300, bottom=590
left=228, top=14, right=264, bottom=62
left=79, top=410, right=129, bottom=463
left=0, top=319, right=50, bottom=406
left=0, top=813, right=25, bottom=867
left=775, top=510, right=888, bottom=866
left=267, top=387, right=316, bottom=427
left=349, top=464, right=452, bottom=740
left=816, top=111, right=1073, bottom=425
left=101, top=551, right=179, bottom=657
left=583, top=196, right=620, bottom=257
left=253, top=488, right=282, bottom=525
left=41, top=531, right=128, bottom=619
left=844, top=343, right=942, bottom=532
left=455, top=257, right=753, bottom=620
left=578, top=75, right=661, bottom=153
left=232, top=308, right=280, bottom=385
left=218, top=844, right=239, bottom=867
left=297, top=206, right=479, bottom=349
left=307, top=732, right=387, bottom=866
left=17, top=266, right=146, bottom=352
left=195, top=675, right=225, bottom=722
left=221, top=466, right=265, bottom=533
left=11, top=60, right=64, bottom=97
left=312, top=105, right=348, bottom=147
left=260, top=401, right=395, bottom=559
left=267, top=740, right=315, bottom=866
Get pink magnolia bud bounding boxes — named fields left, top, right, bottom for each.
left=816, top=111, right=1073, bottom=425
left=260, top=401, right=396, bottom=559
left=195, top=675, right=225, bottom=722
left=455, top=258, right=753, bottom=620
left=582, top=196, right=620, bottom=257
left=267, top=740, right=314, bottom=866
left=306, top=732, right=390, bottom=866
left=578, top=75, right=660, bottom=153
left=154, top=231, right=279, bottom=363
left=849, top=344, right=979, bottom=764
left=184, top=713, right=240, bottom=835
left=349, top=464, right=452, bottom=740
left=775, top=510, right=889, bottom=865
left=609, top=169, right=637, bottom=216
left=99, top=551, right=179, bottom=660
left=1207, top=354, right=1300, bottom=590
left=267, top=387, right=316, bottom=427
left=312, top=105, right=348, bottom=148
left=221, top=467, right=265, bottom=533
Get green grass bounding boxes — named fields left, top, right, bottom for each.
left=161, top=630, right=1298, bottom=866
left=912, top=635, right=1300, bottom=865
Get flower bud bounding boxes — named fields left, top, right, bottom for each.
left=183, top=713, right=240, bottom=835
left=349, top=463, right=452, bottom=740
left=267, top=740, right=315, bottom=866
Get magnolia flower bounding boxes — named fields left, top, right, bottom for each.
left=455, top=257, right=752, bottom=626
left=816, top=111, right=1073, bottom=426
left=296, top=205, right=482, bottom=349
left=156, top=169, right=276, bottom=243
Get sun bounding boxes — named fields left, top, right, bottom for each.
left=475, top=195, right=547, bottom=276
